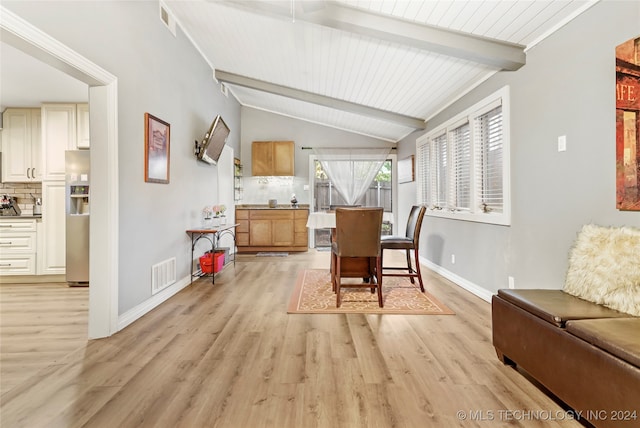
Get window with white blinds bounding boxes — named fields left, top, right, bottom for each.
left=451, top=122, right=471, bottom=211
left=416, top=86, right=510, bottom=225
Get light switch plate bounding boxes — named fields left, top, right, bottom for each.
left=558, top=135, right=567, bottom=152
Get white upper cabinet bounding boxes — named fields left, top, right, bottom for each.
left=41, top=103, right=77, bottom=180
left=76, top=103, right=90, bottom=149
left=1, top=108, right=42, bottom=182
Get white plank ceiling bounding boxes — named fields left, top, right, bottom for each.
left=165, top=0, right=596, bottom=142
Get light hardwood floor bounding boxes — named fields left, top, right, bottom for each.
left=0, top=251, right=583, bottom=428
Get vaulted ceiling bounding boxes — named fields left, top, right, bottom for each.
left=164, top=0, right=596, bottom=142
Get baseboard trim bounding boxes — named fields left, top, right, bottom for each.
left=2, top=274, right=66, bottom=284
left=421, top=256, right=493, bottom=303
left=117, top=275, right=191, bottom=331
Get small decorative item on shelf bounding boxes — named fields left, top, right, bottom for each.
left=290, top=193, right=298, bottom=208
left=211, top=204, right=227, bottom=227
left=201, top=206, right=214, bottom=229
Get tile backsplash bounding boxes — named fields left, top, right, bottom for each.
left=0, top=182, right=42, bottom=214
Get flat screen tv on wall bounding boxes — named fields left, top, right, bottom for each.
left=195, top=115, right=230, bottom=165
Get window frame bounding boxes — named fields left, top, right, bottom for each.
left=416, top=86, right=511, bottom=226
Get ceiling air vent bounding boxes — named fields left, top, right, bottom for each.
left=159, top=2, right=176, bottom=37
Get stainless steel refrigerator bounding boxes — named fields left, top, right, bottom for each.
left=66, top=150, right=90, bottom=285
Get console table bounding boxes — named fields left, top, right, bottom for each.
left=186, top=224, right=238, bottom=284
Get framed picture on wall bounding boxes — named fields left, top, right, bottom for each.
left=144, top=113, right=170, bottom=184
left=616, top=36, right=640, bottom=210
left=398, top=155, right=415, bottom=183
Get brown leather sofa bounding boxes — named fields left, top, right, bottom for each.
left=492, top=289, right=640, bottom=428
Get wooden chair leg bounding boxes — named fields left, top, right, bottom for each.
left=336, top=257, right=342, bottom=307
left=413, top=247, right=425, bottom=292
left=376, top=256, right=383, bottom=307
left=405, top=249, right=415, bottom=284
left=331, top=251, right=336, bottom=292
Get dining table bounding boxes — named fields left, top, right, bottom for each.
left=306, top=210, right=394, bottom=229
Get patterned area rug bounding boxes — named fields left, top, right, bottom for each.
left=288, top=269, right=455, bottom=315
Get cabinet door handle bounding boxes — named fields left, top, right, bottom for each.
left=0, top=241, right=12, bottom=245
left=0, top=225, right=13, bottom=228
left=28, top=167, right=32, bottom=179
left=0, top=263, right=12, bottom=267
left=32, top=167, right=36, bottom=178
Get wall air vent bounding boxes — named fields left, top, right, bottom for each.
left=159, top=2, right=177, bottom=37
left=152, top=257, right=176, bottom=295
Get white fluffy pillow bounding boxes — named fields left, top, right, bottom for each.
left=564, top=224, right=640, bottom=316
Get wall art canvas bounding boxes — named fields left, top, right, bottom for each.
left=145, top=113, right=170, bottom=184
left=616, top=36, right=640, bottom=210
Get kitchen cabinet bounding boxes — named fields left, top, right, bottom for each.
left=0, top=218, right=37, bottom=275
left=39, top=181, right=66, bottom=274
left=235, top=207, right=308, bottom=252
left=251, top=141, right=294, bottom=176
left=1, top=108, right=42, bottom=182
left=76, top=103, right=91, bottom=149
left=41, top=103, right=77, bottom=180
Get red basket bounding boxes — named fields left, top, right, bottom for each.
left=199, top=253, right=214, bottom=274
left=199, top=252, right=224, bottom=274
left=213, top=251, right=224, bottom=273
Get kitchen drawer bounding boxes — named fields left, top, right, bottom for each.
left=0, top=233, right=36, bottom=253
left=294, top=209, right=309, bottom=219
left=0, top=219, right=37, bottom=234
left=236, top=209, right=249, bottom=220
left=250, top=210, right=294, bottom=220
left=0, top=254, right=36, bottom=275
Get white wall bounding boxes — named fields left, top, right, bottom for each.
left=398, top=0, right=640, bottom=295
left=4, top=1, right=242, bottom=314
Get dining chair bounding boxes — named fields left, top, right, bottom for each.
left=381, top=205, right=426, bottom=292
left=331, top=207, right=384, bottom=307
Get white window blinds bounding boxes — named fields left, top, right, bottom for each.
left=475, top=106, right=503, bottom=213
left=417, top=140, right=430, bottom=206
left=433, top=133, right=448, bottom=208
left=415, top=86, right=510, bottom=225
left=450, top=122, right=471, bottom=211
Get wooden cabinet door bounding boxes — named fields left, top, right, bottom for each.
left=76, top=104, right=91, bottom=149
left=272, top=141, right=294, bottom=176
left=251, top=141, right=273, bottom=176
left=294, top=210, right=308, bottom=247
left=249, top=219, right=272, bottom=246
left=2, top=109, right=32, bottom=182
left=42, top=104, right=77, bottom=180
left=251, top=141, right=294, bottom=176
left=40, top=181, right=66, bottom=274
left=1, top=108, right=41, bottom=182
left=272, top=219, right=294, bottom=246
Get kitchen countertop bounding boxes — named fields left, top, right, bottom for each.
left=236, top=204, right=309, bottom=210
left=0, top=215, right=42, bottom=219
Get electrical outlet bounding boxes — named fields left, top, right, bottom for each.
left=451, top=254, right=456, bottom=264
left=508, top=276, right=515, bottom=289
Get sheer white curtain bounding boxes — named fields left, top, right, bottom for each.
left=313, top=148, right=391, bottom=206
